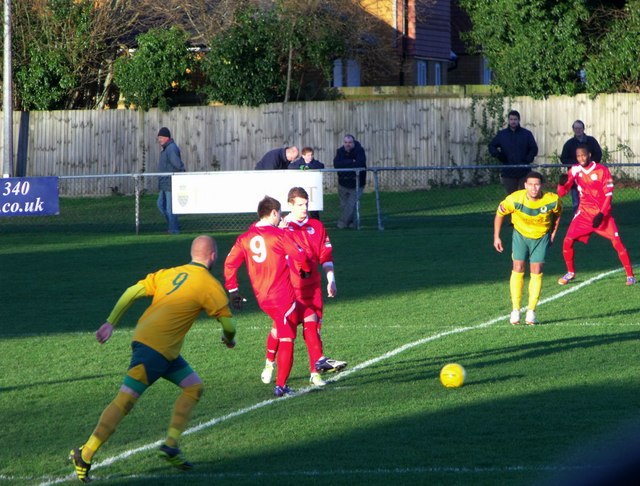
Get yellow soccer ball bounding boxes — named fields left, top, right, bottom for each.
left=440, top=363, right=466, bottom=388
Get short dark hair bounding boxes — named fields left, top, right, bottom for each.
left=257, top=196, right=281, bottom=219
left=572, top=120, right=585, bottom=129
left=301, top=147, right=314, bottom=156
left=576, top=143, right=591, bottom=155
left=287, top=187, right=309, bottom=203
left=525, top=171, right=544, bottom=183
left=508, top=110, right=520, bottom=120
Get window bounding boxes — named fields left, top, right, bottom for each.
left=332, top=59, right=343, bottom=87
left=416, top=61, right=427, bottom=86
left=482, top=57, right=492, bottom=85
left=346, top=59, right=361, bottom=87
left=332, top=59, right=361, bottom=87
left=434, top=62, right=442, bottom=86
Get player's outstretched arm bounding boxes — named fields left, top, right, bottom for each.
left=217, top=315, right=237, bottom=348
left=96, top=322, right=114, bottom=343
left=224, top=239, right=247, bottom=294
left=228, top=290, right=247, bottom=310
left=550, top=213, right=562, bottom=245
left=323, top=262, right=337, bottom=297
left=493, top=214, right=505, bottom=253
left=98, top=283, right=148, bottom=343
left=557, top=173, right=572, bottom=197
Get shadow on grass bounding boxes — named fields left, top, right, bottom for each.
left=78, top=378, right=640, bottom=486
left=344, top=330, right=640, bottom=389
left=1, top=218, right=637, bottom=338
left=0, top=372, right=118, bottom=393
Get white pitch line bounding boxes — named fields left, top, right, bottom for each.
left=37, top=267, right=625, bottom=486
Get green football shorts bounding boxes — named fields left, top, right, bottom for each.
left=511, top=231, right=550, bottom=263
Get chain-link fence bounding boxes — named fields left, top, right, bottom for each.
left=2, top=165, right=639, bottom=235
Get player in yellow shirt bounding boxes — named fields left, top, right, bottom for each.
left=69, top=235, right=236, bottom=483
left=493, top=171, right=562, bottom=325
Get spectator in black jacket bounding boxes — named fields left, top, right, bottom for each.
left=333, top=134, right=366, bottom=229
left=560, top=120, right=602, bottom=213
left=489, top=110, right=539, bottom=194
left=255, top=146, right=299, bottom=170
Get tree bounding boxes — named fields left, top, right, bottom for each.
left=8, top=0, right=143, bottom=110
left=140, top=0, right=424, bottom=92
left=200, top=4, right=345, bottom=106
left=4, top=0, right=443, bottom=109
left=113, top=27, right=195, bottom=111
left=584, top=1, right=640, bottom=93
left=459, top=0, right=590, bottom=98
left=200, top=7, right=288, bottom=106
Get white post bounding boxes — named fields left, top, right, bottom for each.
left=3, top=0, right=13, bottom=178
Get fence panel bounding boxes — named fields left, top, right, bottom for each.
left=3, top=93, right=640, bottom=181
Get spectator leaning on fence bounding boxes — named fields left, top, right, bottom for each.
left=255, top=146, right=299, bottom=170
left=489, top=110, right=539, bottom=195
left=157, top=127, right=186, bottom=235
left=333, top=134, right=367, bottom=229
left=560, top=120, right=603, bottom=214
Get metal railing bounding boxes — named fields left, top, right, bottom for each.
left=2, top=164, right=638, bottom=235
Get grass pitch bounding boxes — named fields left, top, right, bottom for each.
left=1, top=188, right=639, bottom=486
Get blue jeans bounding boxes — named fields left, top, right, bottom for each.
left=157, top=190, right=180, bottom=234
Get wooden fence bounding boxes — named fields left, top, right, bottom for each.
left=2, top=92, right=639, bottom=195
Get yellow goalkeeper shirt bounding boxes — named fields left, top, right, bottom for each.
left=109, top=262, right=232, bottom=360
left=497, top=189, right=562, bottom=240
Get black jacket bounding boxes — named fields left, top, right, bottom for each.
left=488, top=126, right=538, bottom=179
left=255, top=148, right=289, bottom=170
left=333, top=141, right=367, bottom=189
left=560, top=135, right=602, bottom=165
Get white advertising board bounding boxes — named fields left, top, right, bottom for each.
left=171, top=170, right=323, bottom=214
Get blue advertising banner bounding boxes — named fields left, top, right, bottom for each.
left=1, top=177, right=60, bottom=217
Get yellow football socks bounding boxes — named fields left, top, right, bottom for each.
left=510, top=271, right=525, bottom=310
left=82, top=391, right=138, bottom=462
left=528, top=273, right=543, bottom=310
left=167, top=384, right=203, bottom=447
left=166, top=427, right=181, bottom=448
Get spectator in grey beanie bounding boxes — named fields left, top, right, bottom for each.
left=156, top=127, right=185, bottom=234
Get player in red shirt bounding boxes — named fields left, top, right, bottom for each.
left=272, top=187, right=347, bottom=387
left=556, top=144, right=635, bottom=286
left=224, top=196, right=312, bottom=397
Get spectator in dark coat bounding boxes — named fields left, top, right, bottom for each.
left=156, top=127, right=185, bottom=234
left=489, top=110, right=539, bottom=194
left=560, top=120, right=602, bottom=213
left=333, top=134, right=366, bottom=229
left=255, top=146, right=299, bottom=170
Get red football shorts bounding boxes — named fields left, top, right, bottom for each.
left=566, top=211, right=621, bottom=244
left=261, top=301, right=304, bottom=340
left=296, top=285, right=323, bottom=321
